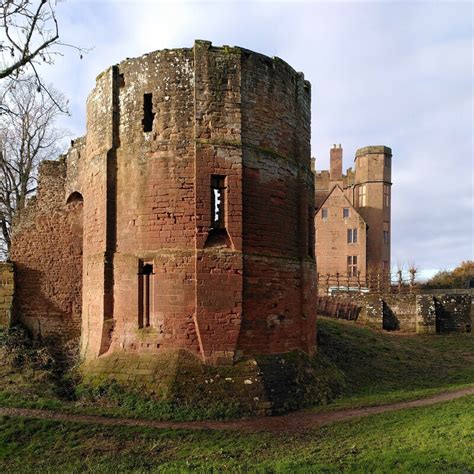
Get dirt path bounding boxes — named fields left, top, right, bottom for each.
left=1, top=386, right=473, bottom=433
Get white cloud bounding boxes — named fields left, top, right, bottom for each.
left=30, top=0, right=473, bottom=275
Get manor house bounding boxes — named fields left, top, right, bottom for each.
left=313, top=144, right=392, bottom=280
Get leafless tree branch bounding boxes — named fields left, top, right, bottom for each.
left=0, top=77, right=68, bottom=257
left=0, top=0, right=89, bottom=112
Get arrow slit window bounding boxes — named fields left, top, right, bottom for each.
left=211, top=175, right=226, bottom=230
left=138, top=261, right=154, bottom=328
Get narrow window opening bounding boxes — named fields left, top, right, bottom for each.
left=383, top=184, right=390, bottom=208
left=321, top=208, right=328, bottom=220
left=211, top=175, right=226, bottom=230
left=66, top=191, right=84, bottom=205
left=383, top=221, right=390, bottom=244
left=142, top=93, right=155, bottom=132
left=138, top=261, right=154, bottom=328
left=347, top=255, right=358, bottom=277
left=358, top=185, right=367, bottom=207
left=205, top=175, right=231, bottom=248
left=343, top=207, right=349, bottom=218
left=308, top=209, right=314, bottom=257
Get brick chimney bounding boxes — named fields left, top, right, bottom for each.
left=330, top=144, right=343, bottom=181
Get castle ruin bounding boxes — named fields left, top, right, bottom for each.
left=9, top=40, right=317, bottom=368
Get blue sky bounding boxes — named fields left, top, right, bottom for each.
left=40, top=0, right=473, bottom=279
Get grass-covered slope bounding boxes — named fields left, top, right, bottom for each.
left=316, top=316, right=474, bottom=409
left=0, top=318, right=473, bottom=419
left=0, top=318, right=473, bottom=471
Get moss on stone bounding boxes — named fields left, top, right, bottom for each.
left=80, top=348, right=346, bottom=416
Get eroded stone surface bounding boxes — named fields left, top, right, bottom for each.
left=0, top=263, right=14, bottom=328
left=10, top=41, right=317, bottom=365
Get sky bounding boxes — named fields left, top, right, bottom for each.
left=37, top=0, right=472, bottom=280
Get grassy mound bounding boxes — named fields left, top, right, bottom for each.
left=316, top=316, right=474, bottom=408
left=78, top=348, right=347, bottom=418
left=0, top=318, right=472, bottom=419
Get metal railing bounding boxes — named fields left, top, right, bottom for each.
left=316, top=270, right=420, bottom=295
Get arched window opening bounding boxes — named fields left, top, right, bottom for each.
left=66, top=191, right=84, bottom=205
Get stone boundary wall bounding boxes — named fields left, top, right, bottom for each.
left=0, top=262, right=14, bottom=328
left=318, top=292, right=472, bottom=334
left=421, top=288, right=474, bottom=296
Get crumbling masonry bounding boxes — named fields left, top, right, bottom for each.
left=9, top=41, right=317, bottom=366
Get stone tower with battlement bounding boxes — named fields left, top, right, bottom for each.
left=10, top=41, right=317, bottom=366
left=353, top=146, right=392, bottom=271
left=314, top=144, right=392, bottom=279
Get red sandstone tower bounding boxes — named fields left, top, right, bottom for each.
left=11, top=41, right=317, bottom=365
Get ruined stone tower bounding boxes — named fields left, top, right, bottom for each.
left=10, top=41, right=317, bottom=367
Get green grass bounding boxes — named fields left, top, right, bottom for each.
left=0, top=319, right=473, bottom=471
left=0, top=373, right=244, bottom=422
left=0, top=318, right=473, bottom=420
left=0, top=395, right=473, bottom=472
left=314, top=317, right=474, bottom=409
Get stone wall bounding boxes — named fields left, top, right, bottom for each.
left=10, top=157, right=83, bottom=343
left=315, top=185, right=367, bottom=278
left=81, top=348, right=335, bottom=415
left=10, top=41, right=317, bottom=365
left=319, top=292, right=472, bottom=334
left=238, top=48, right=316, bottom=355
left=433, top=294, right=472, bottom=333
left=0, top=262, right=14, bottom=328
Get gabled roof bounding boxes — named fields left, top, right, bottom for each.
left=314, top=184, right=367, bottom=226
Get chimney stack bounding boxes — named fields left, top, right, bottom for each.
left=330, top=144, right=343, bottom=181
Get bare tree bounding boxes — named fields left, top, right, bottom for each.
left=396, top=260, right=404, bottom=292
left=407, top=260, right=419, bottom=293
left=0, top=77, right=67, bottom=257
left=0, top=0, right=87, bottom=111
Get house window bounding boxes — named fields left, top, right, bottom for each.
left=138, top=261, right=154, bottom=328
left=343, top=207, right=349, bottom=218
left=142, top=93, right=155, bottom=132
left=384, top=184, right=390, bottom=208
left=211, top=175, right=226, bottom=229
left=358, top=185, right=367, bottom=207
left=308, top=209, right=314, bottom=257
left=383, top=222, right=390, bottom=244
left=321, top=208, right=328, bottom=220
left=347, top=255, right=358, bottom=277
left=347, top=228, right=358, bottom=244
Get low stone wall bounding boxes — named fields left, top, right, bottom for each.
left=433, top=294, right=472, bottom=333
left=318, top=292, right=472, bottom=334
left=0, top=263, right=14, bottom=328
left=316, top=296, right=361, bottom=322
left=421, top=288, right=474, bottom=296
